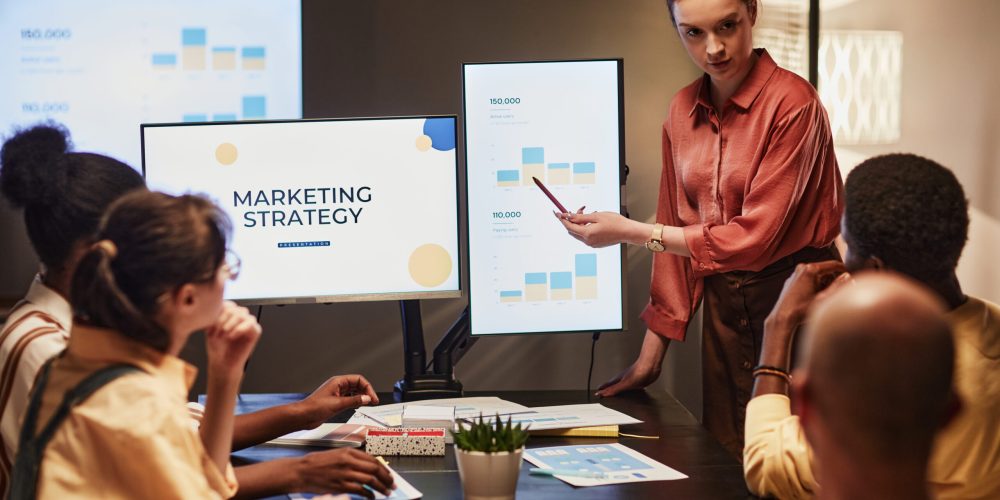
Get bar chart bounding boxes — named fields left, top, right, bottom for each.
left=152, top=29, right=270, bottom=74
left=0, top=0, right=301, bottom=170
left=464, top=60, right=623, bottom=335
left=181, top=96, right=266, bottom=123
left=498, top=253, right=599, bottom=303
left=495, top=146, right=597, bottom=188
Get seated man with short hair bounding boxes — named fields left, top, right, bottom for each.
left=743, top=153, right=1000, bottom=499
left=792, top=272, right=955, bottom=500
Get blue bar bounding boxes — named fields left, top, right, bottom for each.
left=242, top=46, right=266, bottom=58
left=152, top=53, right=176, bottom=65
left=242, top=96, right=266, bottom=119
left=573, top=162, right=596, bottom=174
left=575, top=254, right=597, bottom=277
left=182, top=28, right=207, bottom=46
left=212, top=46, right=236, bottom=54
left=500, top=290, right=523, bottom=298
left=212, top=114, right=237, bottom=122
left=497, top=170, right=520, bottom=182
left=182, top=114, right=207, bottom=122
left=550, top=272, right=573, bottom=290
left=522, top=147, right=544, bottom=164
left=525, top=273, right=547, bottom=285
left=548, top=162, right=570, bottom=170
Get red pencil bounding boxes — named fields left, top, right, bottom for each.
left=532, top=176, right=569, bottom=213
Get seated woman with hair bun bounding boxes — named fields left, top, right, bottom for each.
left=0, top=123, right=392, bottom=498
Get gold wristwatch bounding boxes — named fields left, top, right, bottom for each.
left=645, top=223, right=665, bottom=252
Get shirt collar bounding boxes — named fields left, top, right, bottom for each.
left=24, top=274, right=73, bottom=331
left=688, top=48, right=779, bottom=116
left=67, top=324, right=197, bottom=396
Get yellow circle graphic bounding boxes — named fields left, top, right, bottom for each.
left=408, top=244, right=453, bottom=287
left=215, top=143, right=238, bottom=165
left=415, top=134, right=433, bottom=152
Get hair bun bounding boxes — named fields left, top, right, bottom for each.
left=0, top=122, right=73, bottom=208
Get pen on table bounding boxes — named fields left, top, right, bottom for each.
left=529, top=467, right=608, bottom=479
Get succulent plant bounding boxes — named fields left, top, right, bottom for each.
left=453, top=414, right=529, bottom=453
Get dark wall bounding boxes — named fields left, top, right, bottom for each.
left=1, top=0, right=706, bottom=413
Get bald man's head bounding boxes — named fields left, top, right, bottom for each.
left=795, top=272, right=954, bottom=462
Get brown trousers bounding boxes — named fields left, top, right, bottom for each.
left=701, top=246, right=839, bottom=459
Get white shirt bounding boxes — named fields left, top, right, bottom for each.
left=0, top=276, right=71, bottom=491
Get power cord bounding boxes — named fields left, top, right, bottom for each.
left=587, top=332, right=601, bottom=402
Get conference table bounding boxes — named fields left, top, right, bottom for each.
left=227, top=390, right=752, bottom=499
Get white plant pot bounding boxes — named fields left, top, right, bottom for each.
left=455, top=447, right=524, bottom=500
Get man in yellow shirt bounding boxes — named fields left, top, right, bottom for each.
left=744, top=153, right=1000, bottom=499
left=792, top=273, right=955, bottom=500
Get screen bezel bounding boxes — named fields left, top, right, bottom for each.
left=140, top=115, right=463, bottom=305
left=461, top=58, right=628, bottom=336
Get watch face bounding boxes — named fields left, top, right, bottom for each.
left=645, top=241, right=665, bottom=252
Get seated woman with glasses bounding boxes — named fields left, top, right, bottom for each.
left=9, top=191, right=258, bottom=499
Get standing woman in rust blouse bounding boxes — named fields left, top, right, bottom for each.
left=558, top=0, right=843, bottom=458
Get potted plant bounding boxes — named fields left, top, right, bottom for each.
left=453, top=414, right=530, bottom=500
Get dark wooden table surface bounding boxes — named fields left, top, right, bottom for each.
left=222, top=390, right=752, bottom=499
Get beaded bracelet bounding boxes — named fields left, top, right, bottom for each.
left=752, top=364, right=791, bottom=383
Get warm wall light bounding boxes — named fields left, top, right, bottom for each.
left=818, top=30, right=903, bottom=145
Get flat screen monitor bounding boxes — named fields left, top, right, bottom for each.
left=142, top=116, right=461, bottom=304
left=463, top=59, right=626, bottom=336
left=0, top=0, right=302, bottom=169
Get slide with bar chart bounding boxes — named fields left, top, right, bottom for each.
left=0, top=0, right=300, bottom=169
left=464, top=60, right=624, bottom=335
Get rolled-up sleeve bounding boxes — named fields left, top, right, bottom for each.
left=640, top=124, right=702, bottom=341
left=743, top=394, right=817, bottom=499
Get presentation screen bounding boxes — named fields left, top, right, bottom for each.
left=142, top=117, right=461, bottom=304
left=0, top=0, right=301, bottom=169
left=463, top=60, right=625, bottom=336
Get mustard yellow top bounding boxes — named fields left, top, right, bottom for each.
left=35, top=324, right=238, bottom=499
left=743, top=295, right=1000, bottom=500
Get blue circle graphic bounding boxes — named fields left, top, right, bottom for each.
left=422, top=118, right=456, bottom=151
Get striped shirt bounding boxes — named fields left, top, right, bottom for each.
left=0, top=277, right=71, bottom=494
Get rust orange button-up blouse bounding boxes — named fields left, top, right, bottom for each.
left=641, top=49, right=843, bottom=341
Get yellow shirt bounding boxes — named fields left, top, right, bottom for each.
left=743, top=296, right=1000, bottom=500
left=32, top=324, right=238, bottom=499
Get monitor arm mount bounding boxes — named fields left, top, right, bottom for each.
left=393, top=300, right=477, bottom=402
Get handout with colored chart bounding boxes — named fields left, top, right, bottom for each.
left=523, top=443, right=687, bottom=487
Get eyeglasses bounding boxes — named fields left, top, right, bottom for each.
left=223, top=249, right=241, bottom=281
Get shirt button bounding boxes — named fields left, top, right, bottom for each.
left=699, top=263, right=707, bottom=270
left=742, top=361, right=752, bottom=370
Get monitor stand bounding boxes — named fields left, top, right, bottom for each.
left=393, top=300, right=476, bottom=402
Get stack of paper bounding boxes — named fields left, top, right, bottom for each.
left=480, top=404, right=641, bottom=431
left=349, top=397, right=530, bottom=428
left=401, top=405, right=455, bottom=430
left=267, top=423, right=367, bottom=448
